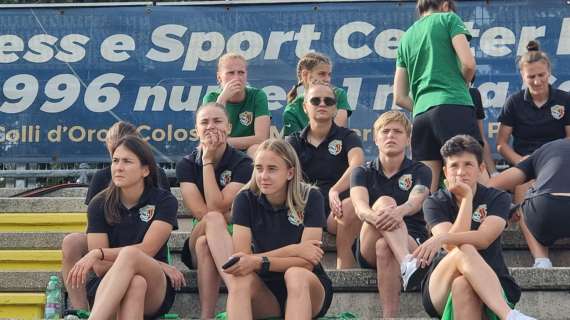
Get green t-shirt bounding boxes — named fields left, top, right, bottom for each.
left=202, top=87, right=270, bottom=137
left=282, top=87, right=352, bottom=136
left=396, top=12, right=474, bottom=118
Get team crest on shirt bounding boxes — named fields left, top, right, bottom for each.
left=219, top=170, right=232, bottom=187
left=239, top=111, right=253, bottom=126
left=472, top=204, right=487, bottom=223
left=551, top=105, right=565, bottom=120
left=398, top=174, right=413, bottom=191
left=287, top=210, right=302, bottom=226
left=328, top=139, right=343, bottom=156
left=139, top=205, right=156, bottom=223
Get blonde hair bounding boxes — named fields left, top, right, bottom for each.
left=245, top=139, right=314, bottom=224
left=518, top=40, right=551, bottom=71
left=217, top=52, right=247, bottom=72
left=373, top=110, right=412, bottom=137
left=287, top=52, right=332, bottom=103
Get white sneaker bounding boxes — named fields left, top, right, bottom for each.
left=400, top=256, right=429, bottom=291
left=506, top=309, right=537, bottom=320
left=533, top=258, right=553, bottom=269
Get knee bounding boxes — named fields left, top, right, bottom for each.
left=62, top=233, right=87, bottom=262
left=458, top=244, right=478, bottom=256
left=284, top=267, right=311, bottom=294
left=116, top=246, right=144, bottom=267
left=451, top=276, right=479, bottom=302
left=125, top=275, right=148, bottom=300
left=195, top=236, right=209, bottom=256
left=372, top=196, right=397, bottom=211
left=204, top=211, right=225, bottom=226
left=375, top=239, right=392, bottom=263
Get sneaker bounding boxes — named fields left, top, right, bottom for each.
left=506, top=309, right=537, bottom=320
left=533, top=258, right=553, bottom=269
left=401, top=257, right=429, bottom=291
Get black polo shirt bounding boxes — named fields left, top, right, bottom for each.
left=86, top=186, right=179, bottom=263
left=516, top=139, right=570, bottom=199
left=469, top=88, right=485, bottom=120
left=232, top=188, right=326, bottom=254
left=85, top=166, right=171, bottom=205
left=285, top=123, right=363, bottom=213
left=351, top=157, right=431, bottom=236
left=498, top=86, right=570, bottom=156
left=176, top=145, right=253, bottom=196
left=423, top=184, right=521, bottom=304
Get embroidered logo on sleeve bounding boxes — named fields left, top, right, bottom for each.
left=398, top=174, right=413, bottom=191
left=139, top=205, right=156, bottom=223
left=551, top=105, right=565, bottom=120
left=472, top=204, right=487, bottom=223
left=220, top=170, right=232, bottom=187
left=239, top=111, right=253, bottom=126
left=328, top=139, right=343, bottom=156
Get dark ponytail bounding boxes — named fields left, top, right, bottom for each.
left=517, top=40, right=551, bottom=71
left=287, top=82, right=303, bottom=103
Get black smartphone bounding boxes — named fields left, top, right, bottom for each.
left=222, top=256, right=240, bottom=269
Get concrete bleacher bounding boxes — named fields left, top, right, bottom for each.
left=1, top=188, right=569, bottom=319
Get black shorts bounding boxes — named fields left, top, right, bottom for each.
left=522, top=194, right=570, bottom=246
left=412, top=104, right=482, bottom=161
left=355, top=227, right=427, bottom=269
left=86, top=272, right=176, bottom=319
left=261, top=265, right=333, bottom=318
left=421, top=251, right=521, bottom=318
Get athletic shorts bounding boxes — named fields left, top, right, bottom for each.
left=412, top=104, right=482, bottom=161
left=261, top=264, right=333, bottom=318
left=355, top=227, right=427, bottom=269
left=86, top=273, right=175, bottom=319
left=522, top=194, right=570, bottom=246
left=421, top=251, right=520, bottom=318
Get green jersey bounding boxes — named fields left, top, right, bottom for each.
left=396, top=12, right=474, bottom=117
left=203, top=87, right=270, bottom=137
left=282, top=87, right=352, bottom=136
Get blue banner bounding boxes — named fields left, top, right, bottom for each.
left=1, top=0, right=569, bottom=162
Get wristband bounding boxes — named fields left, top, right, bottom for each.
left=99, top=248, right=105, bottom=260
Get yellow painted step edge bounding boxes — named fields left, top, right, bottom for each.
left=0, top=250, right=62, bottom=262
left=0, top=213, right=86, bottom=224
left=0, top=293, right=45, bottom=304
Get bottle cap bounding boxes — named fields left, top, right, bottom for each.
left=50, top=275, right=59, bottom=281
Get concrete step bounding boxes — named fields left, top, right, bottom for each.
left=1, top=269, right=568, bottom=319
left=0, top=213, right=87, bottom=232
left=0, top=250, right=61, bottom=271
left=0, top=187, right=183, bottom=199
left=0, top=293, right=45, bottom=319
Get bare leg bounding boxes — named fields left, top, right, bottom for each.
left=117, top=275, right=147, bottom=320
left=427, top=244, right=512, bottom=319
left=89, top=247, right=168, bottom=319
left=196, top=236, right=221, bottom=319
left=451, top=276, right=483, bottom=320
left=189, top=220, right=207, bottom=267
left=284, top=267, right=326, bottom=320
left=335, top=199, right=362, bottom=269
left=421, top=160, right=442, bottom=193
left=226, top=273, right=281, bottom=320
left=515, top=181, right=549, bottom=261
left=61, top=233, right=89, bottom=310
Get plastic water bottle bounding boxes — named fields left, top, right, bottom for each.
left=44, top=275, right=62, bottom=319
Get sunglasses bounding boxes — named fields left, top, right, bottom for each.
left=308, top=96, right=337, bottom=107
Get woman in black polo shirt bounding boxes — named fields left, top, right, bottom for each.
left=176, top=102, right=253, bottom=319
left=497, top=41, right=570, bottom=268
left=67, top=136, right=180, bottom=319
left=286, top=80, right=364, bottom=269
left=223, top=139, right=333, bottom=319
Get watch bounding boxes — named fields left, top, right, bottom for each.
left=260, top=256, right=270, bottom=274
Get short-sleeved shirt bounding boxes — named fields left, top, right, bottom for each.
left=176, top=145, right=253, bottom=198
left=286, top=123, right=363, bottom=213
left=202, top=87, right=270, bottom=138
left=232, top=188, right=326, bottom=254
left=86, top=186, right=179, bottom=263
left=350, top=157, right=432, bottom=236
left=516, top=139, right=570, bottom=199
left=423, top=184, right=521, bottom=304
left=85, top=166, right=171, bottom=205
left=470, top=87, right=485, bottom=120
left=498, top=86, right=570, bottom=156
left=396, top=12, right=473, bottom=118
left=282, top=87, right=352, bottom=137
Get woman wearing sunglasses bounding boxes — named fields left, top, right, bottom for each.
left=286, top=81, right=365, bottom=269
